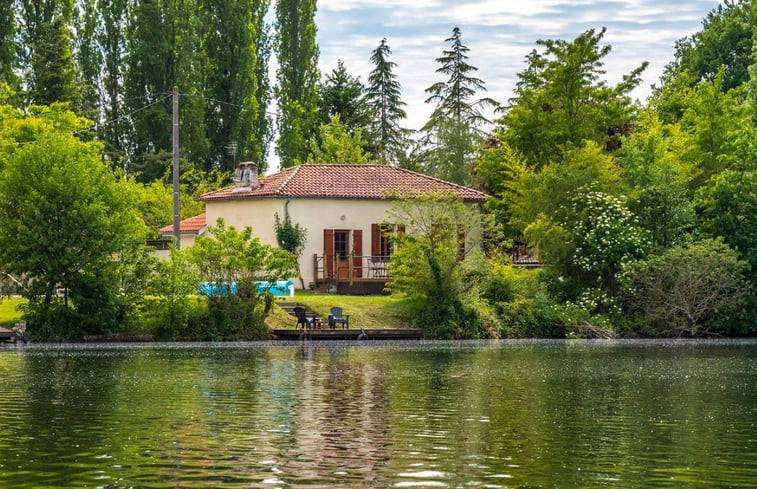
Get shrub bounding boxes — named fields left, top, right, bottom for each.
left=621, top=238, right=748, bottom=336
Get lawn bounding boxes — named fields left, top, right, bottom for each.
left=265, top=292, right=412, bottom=330
left=0, top=297, right=25, bottom=326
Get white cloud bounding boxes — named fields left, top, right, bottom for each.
left=308, top=0, right=724, bottom=131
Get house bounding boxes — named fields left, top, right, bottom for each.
left=154, top=213, right=207, bottom=259
left=194, top=164, right=487, bottom=293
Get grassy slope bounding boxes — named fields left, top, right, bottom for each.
left=0, top=297, right=24, bottom=326
left=265, top=292, right=412, bottom=330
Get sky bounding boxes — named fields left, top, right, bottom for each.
left=310, top=0, right=724, bottom=132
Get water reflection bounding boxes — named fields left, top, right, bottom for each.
left=0, top=340, right=755, bottom=488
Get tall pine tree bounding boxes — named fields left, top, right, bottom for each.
left=275, top=0, right=319, bottom=168
left=422, top=27, right=497, bottom=184
left=365, top=38, right=409, bottom=165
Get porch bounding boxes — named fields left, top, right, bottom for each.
left=312, top=254, right=392, bottom=295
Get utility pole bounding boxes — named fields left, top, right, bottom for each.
left=172, top=86, right=181, bottom=249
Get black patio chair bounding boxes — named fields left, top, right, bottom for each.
left=293, top=306, right=313, bottom=329
left=328, top=307, right=350, bottom=329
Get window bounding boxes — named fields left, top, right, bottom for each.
left=372, top=223, right=400, bottom=260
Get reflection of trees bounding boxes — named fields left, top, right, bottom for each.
left=2, top=348, right=126, bottom=487
left=285, top=346, right=391, bottom=484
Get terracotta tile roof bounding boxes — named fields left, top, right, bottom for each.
left=159, top=213, right=206, bottom=235
left=198, top=165, right=488, bottom=202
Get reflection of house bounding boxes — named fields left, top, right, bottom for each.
left=154, top=213, right=207, bottom=259
left=197, top=164, right=487, bottom=292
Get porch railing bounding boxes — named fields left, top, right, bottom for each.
left=313, top=254, right=392, bottom=285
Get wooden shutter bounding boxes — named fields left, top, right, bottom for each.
left=371, top=223, right=380, bottom=258
left=352, top=229, right=363, bottom=278
left=324, top=229, right=334, bottom=278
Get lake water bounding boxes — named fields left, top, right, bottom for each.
left=0, top=340, right=754, bottom=488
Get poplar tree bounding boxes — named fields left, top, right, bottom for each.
left=422, top=27, right=497, bottom=184
left=124, top=0, right=207, bottom=181
left=275, top=0, right=319, bottom=168
left=204, top=0, right=269, bottom=173
left=98, top=0, right=129, bottom=164
left=0, top=1, right=19, bottom=88
left=72, top=0, right=101, bottom=118
left=365, top=38, right=409, bottom=165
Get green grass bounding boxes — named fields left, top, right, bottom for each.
left=0, top=297, right=25, bottom=325
left=265, top=292, right=413, bottom=330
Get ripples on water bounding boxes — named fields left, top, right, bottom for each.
left=0, top=340, right=755, bottom=488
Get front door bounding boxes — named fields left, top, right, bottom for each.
left=324, top=229, right=362, bottom=279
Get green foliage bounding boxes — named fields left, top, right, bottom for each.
left=203, top=0, right=270, bottom=172
left=365, top=38, right=410, bottom=164
left=527, top=189, right=649, bottom=301
left=275, top=0, right=319, bottom=168
left=0, top=103, right=148, bottom=339
left=143, top=247, right=198, bottom=340
left=509, top=140, right=624, bottom=234
left=422, top=27, right=497, bottom=185
left=274, top=212, right=307, bottom=258
left=619, top=112, right=695, bottom=248
left=499, top=28, right=646, bottom=168
left=0, top=1, right=18, bottom=88
left=386, top=191, right=485, bottom=338
left=678, top=69, right=751, bottom=186
left=185, top=218, right=298, bottom=339
left=696, top=165, right=757, bottom=325
left=657, top=0, right=756, bottom=116
left=305, top=114, right=373, bottom=164
left=29, top=16, right=78, bottom=106
left=621, top=239, right=748, bottom=336
left=317, top=60, right=370, bottom=136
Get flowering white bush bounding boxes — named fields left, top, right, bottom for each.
left=565, top=190, right=651, bottom=296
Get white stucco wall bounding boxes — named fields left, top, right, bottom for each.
left=205, top=197, right=396, bottom=287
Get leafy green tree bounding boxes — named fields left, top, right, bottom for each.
left=186, top=218, right=298, bottom=339
left=317, top=60, right=371, bottom=136
left=508, top=140, right=625, bottom=235
left=655, top=0, right=756, bottom=121
left=498, top=28, right=646, bottom=168
left=386, top=191, right=485, bottom=338
left=677, top=68, right=751, bottom=186
left=275, top=0, right=319, bottom=168
left=365, top=38, right=409, bottom=164
left=305, top=114, right=373, bottom=164
left=696, top=165, right=757, bottom=328
left=145, top=246, right=198, bottom=339
left=17, top=0, right=73, bottom=75
left=622, top=239, right=748, bottom=336
left=0, top=103, right=147, bottom=339
left=422, top=27, right=497, bottom=184
left=251, top=3, right=273, bottom=169
left=474, top=136, right=530, bottom=239
left=619, top=112, right=695, bottom=248
left=274, top=211, right=307, bottom=287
